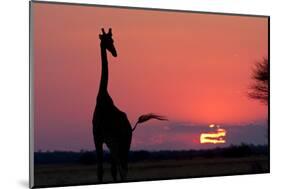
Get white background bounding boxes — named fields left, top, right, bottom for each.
left=0, top=0, right=280, bottom=188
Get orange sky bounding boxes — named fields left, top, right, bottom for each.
left=33, top=2, right=268, bottom=151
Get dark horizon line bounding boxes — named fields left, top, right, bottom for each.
left=34, top=143, right=269, bottom=153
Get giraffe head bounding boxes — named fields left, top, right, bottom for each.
left=99, top=28, right=117, bottom=57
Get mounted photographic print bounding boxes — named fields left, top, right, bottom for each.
left=29, top=1, right=269, bottom=188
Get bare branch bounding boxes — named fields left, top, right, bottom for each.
left=248, top=58, right=269, bottom=104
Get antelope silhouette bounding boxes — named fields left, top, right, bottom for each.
left=92, top=28, right=167, bottom=183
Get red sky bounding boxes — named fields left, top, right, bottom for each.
left=33, top=2, right=268, bottom=151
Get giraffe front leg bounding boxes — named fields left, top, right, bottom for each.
left=94, top=139, right=104, bottom=183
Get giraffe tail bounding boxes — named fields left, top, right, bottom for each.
left=132, top=113, right=168, bottom=132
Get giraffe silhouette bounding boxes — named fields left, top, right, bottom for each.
left=92, top=28, right=167, bottom=183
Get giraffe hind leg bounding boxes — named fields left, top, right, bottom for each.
left=119, top=144, right=130, bottom=181
left=107, top=140, right=123, bottom=182
left=110, top=153, right=117, bottom=181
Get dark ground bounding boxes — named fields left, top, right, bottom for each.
left=34, top=155, right=269, bottom=188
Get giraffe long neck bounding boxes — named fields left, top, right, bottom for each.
left=98, top=46, right=109, bottom=96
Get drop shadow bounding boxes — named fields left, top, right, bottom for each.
left=18, top=180, right=29, bottom=188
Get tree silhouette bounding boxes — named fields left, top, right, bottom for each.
left=248, top=58, right=269, bottom=104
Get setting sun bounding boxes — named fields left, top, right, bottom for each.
left=200, top=124, right=227, bottom=144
